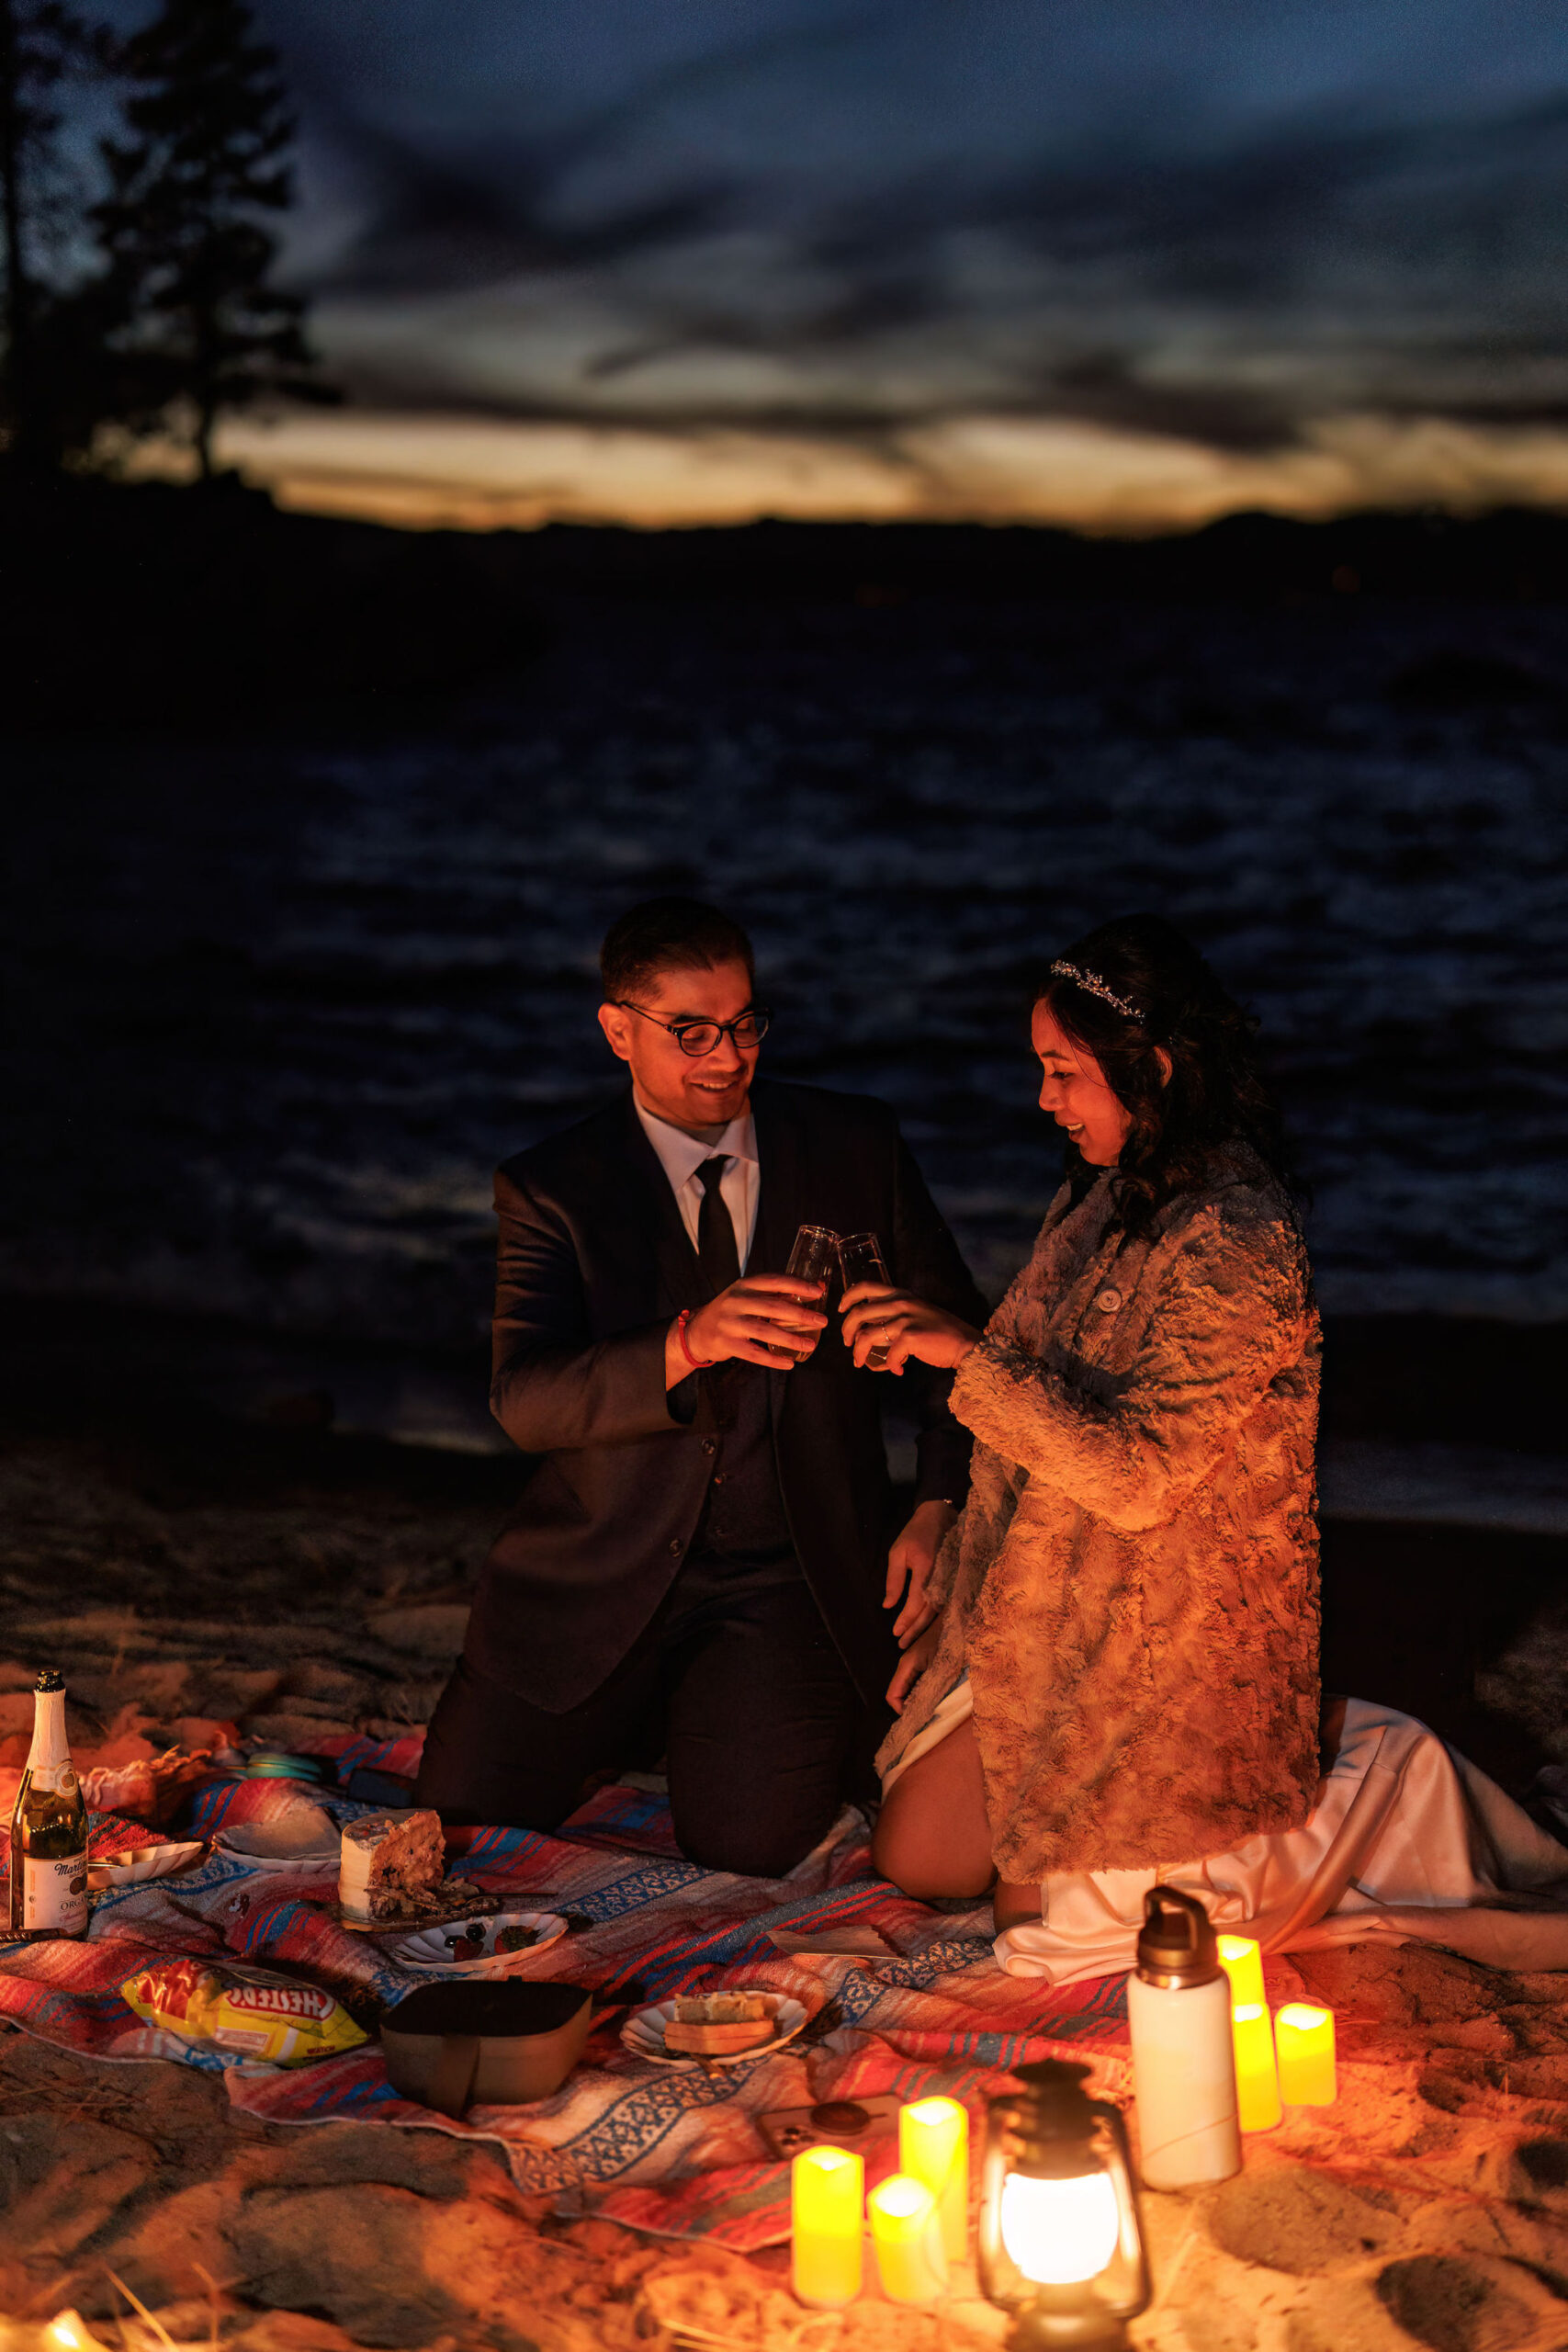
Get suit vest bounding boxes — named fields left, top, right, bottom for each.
left=690, top=1351, right=795, bottom=1563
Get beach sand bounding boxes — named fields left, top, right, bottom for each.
left=5, top=1417, right=1568, bottom=2350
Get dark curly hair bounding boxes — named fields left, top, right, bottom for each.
left=1036, top=912, right=1297, bottom=1238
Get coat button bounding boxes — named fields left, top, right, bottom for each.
left=668, top=1539, right=682, bottom=1555
left=712, top=1474, right=725, bottom=1486
left=1096, top=1287, right=1122, bottom=1314
left=701, top=1440, right=716, bottom=1455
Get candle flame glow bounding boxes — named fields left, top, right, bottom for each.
left=870, top=2174, right=929, bottom=2221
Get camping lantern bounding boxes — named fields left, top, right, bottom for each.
left=977, top=2059, right=1150, bottom=2351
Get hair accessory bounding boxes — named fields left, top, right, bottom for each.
left=1049, top=959, right=1142, bottom=1022
left=675, top=1307, right=716, bottom=1370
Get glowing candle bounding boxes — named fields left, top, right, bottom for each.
left=1275, top=2002, right=1337, bottom=2105
left=1217, top=1934, right=1265, bottom=2009
left=792, top=2145, right=863, bottom=2309
left=1231, top=2003, right=1281, bottom=2132
left=899, top=2095, right=969, bottom=2262
left=868, top=2172, right=948, bottom=2306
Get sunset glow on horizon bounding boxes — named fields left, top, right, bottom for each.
left=188, top=407, right=1568, bottom=536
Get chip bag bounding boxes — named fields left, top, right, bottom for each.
left=120, top=1955, right=366, bottom=2065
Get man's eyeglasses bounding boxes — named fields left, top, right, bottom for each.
left=615, top=1002, right=772, bottom=1057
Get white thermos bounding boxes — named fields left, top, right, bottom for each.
left=1126, top=1885, right=1241, bottom=2189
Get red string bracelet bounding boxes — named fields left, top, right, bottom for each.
left=675, top=1307, right=716, bottom=1370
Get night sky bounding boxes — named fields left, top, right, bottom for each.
left=223, top=2, right=1568, bottom=527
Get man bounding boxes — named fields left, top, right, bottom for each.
left=416, top=896, right=987, bottom=1876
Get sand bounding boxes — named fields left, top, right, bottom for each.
left=6, top=1422, right=1568, bottom=2351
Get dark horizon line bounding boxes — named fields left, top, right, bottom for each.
left=19, top=462, right=1568, bottom=551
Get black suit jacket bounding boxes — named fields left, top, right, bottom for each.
left=465, top=1077, right=987, bottom=1712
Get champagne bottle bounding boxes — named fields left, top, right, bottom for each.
left=7, top=1669, right=90, bottom=1939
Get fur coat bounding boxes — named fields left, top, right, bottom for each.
left=878, top=1147, right=1321, bottom=1883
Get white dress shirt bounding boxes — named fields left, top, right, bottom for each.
left=634, top=1098, right=761, bottom=1272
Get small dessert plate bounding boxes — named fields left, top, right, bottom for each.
left=622, top=1991, right=809, bottom=2069
left=213, top=1813, right=342, bottom=1872
left=86, top=1840, right=206, bottom=1889
left=384, top=1909, right=570, bottom=1974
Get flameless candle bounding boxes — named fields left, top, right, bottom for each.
left=868, top=2172, right=947, bottom=2306
left=898, top=2096, right=969, bottom=2262
left=1217, top=1934, right=1266, bottom=2009
left=1275, top=2002, right=1337, bottom=2105
left=1231, top=2003, right=1282, bottom=2133
left=791, top=2145, right=863, bottom=2309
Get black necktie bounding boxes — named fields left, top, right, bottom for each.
left=695, top=1157, right=739, bottom=1294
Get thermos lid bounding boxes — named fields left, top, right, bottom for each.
left=1135, top=1885, right=1221, bottom=1987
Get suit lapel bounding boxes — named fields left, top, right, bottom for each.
left=748, top=1079, right=804, bottom=1279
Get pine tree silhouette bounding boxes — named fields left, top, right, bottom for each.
left=94, top=0, right=329, bottom=478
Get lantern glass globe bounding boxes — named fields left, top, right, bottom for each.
left=998, top=2165, right=1122, bottom=2286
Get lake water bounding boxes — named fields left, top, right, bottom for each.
left=7, top=588, right=1566, bottom=1403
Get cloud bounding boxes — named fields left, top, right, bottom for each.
left=238, top=0, right=1568, bottom=519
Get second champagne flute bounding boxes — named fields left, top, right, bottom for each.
left=838, top=1231, right=893, bottom=1370
left=783, top=1225, right=839, bottom=1360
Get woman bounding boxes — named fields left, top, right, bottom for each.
left=840, top=912, right=1322, bottom=1926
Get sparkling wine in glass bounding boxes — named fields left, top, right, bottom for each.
left=783, top=1224, right=838, bottom=1360
left=838, top=1231, right=893, bottom=1369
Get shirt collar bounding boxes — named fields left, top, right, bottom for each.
left=635, top=1097, right=758, bottom=1191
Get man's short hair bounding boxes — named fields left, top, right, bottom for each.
left=600, top=897, right=755, bottom=1004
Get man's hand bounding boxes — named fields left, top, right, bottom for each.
left=666, top=1275, right=827, bottom=1386
left=884, top=1498, right=957, bottom=1645
left=886, top=1622, right=941, bottom=1714
left=840, top=1280, right=981, bottom=1375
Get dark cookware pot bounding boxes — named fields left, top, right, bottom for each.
left=381, top=1979, right=592, bottom=2115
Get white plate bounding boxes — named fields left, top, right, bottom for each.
left=383, top=1909, right=570, bottom=1973
left=87, top=1840, right=205, bottom=1889
left=213, top=1810, right=342, bottom=1872
left=622, top=1991, right=809, bottom=2069
left=386, top=1907, right=567, bottom=1972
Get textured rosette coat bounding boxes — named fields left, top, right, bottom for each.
left=878, top=1148, right=1321, bottom=1883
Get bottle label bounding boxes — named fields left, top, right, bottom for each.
left=22, top=1849, right=89, bottom=1935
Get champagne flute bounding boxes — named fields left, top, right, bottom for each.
left=783, top=1225, right=838, bottom=1360
left=838, top=1231, right=893, bottom=1370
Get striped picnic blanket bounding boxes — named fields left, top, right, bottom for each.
left=0, top=1734, right=1140, bottom=2248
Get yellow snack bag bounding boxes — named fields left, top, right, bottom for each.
left=120, top=1954, right=366, bottom=2065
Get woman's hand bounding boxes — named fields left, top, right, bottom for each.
left=886, top=1622, right=941, bottom=1714
left=840, top=1281, right=981, bottom=1375
left=884, top=1498, right=957, bottom=1644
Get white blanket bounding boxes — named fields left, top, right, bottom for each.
left=994, top=1699, right=1568, bottom=1985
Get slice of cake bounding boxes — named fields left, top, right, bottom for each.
left=663, top=1991, right=775, bottom=2055
left=339, top=1809, right=446, bottom=1923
